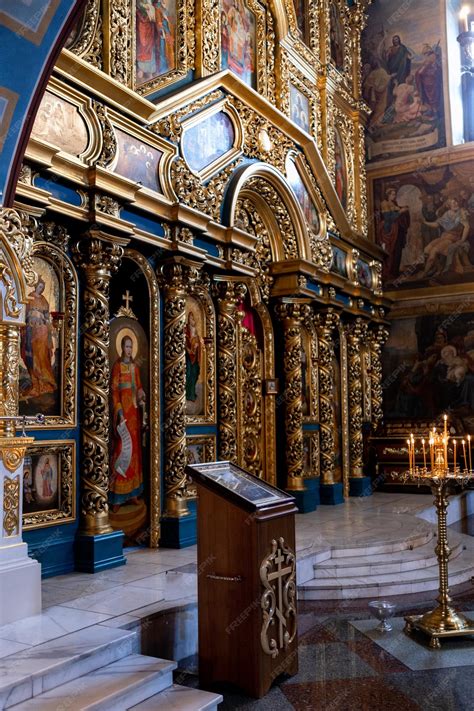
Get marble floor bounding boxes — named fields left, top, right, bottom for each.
left=1, top=493, right=473, bottom=709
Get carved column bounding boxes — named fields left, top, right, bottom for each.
left=345, top=318, right=365, bottom=478
left=160, top=261, right=197, bottom=518
left=213, top=279, right=246, bottom=463
left=72, top=233, right=125, bottom=536
left=369, top=325, right=390, bottom=427
left=314, top=309, right=340, bottom=486
left=276, top=301, right=311, bottom=491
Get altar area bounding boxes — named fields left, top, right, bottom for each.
left=0, top=492, right=473, bottom=707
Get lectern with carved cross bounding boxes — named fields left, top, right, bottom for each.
left=186, top=461, right=298, bottom=698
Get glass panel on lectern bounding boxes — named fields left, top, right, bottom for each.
left=187, top=461, right=288, bottom=506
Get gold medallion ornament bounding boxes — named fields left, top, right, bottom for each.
left=0, top=446, right=27, bottom=473
left=260, top=537, right=297, bottom=658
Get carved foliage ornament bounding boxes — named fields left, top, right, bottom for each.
left=260, top=537, right=297, bottom=658
left=3, top=475, right=20, bottom=537
left=67, top=0, right=103, bottom=69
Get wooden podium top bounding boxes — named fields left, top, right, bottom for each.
left=185, top=461, right=297, bottom=517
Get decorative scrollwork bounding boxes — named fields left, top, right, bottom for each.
left=152, top=90, right=224, bottom=144
left=0, top=209, right=35, bottom=289
left=314, top=309, right=340, bottom=485
left=72, top=235, right=124, bottom=534
left=345, top=318, right=365, bottom=477
left=3, top=475, right=20, bottom=537
left=213, top=280, right=246, bottom=463
left=239, top=326, right=263, bottom=478
left=94, top=101, right=117, bottom=168
left=106, top=0, right=132, bottom=87
left=369, top=325, right=390, bottom=427
left=232, top=200, right=273, bottom=302
left=276, top=301, right=311, bottom=488
left=260, top=537, right=297, bottom=658
left=0, top=446, right=26, bottom=473
left=67, top=0, right=103, bottom=69
left=171, top=157, right=239, bottom=221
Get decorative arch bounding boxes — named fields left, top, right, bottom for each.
left=224, top=162, right=311, bottom=263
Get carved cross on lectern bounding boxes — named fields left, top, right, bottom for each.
left=260, top=537, right=297, bottom=658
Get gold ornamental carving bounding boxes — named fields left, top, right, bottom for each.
left=345, top=319, right=365, bottom=478
left=0, top=324, right=21, bottom=436
left=369, top=325, right=390, bottom=427
left=171, top=157, right=239, bottom=222
left=213, top=280, right=246, bottom=464
left=238, top=326, right=264, bottom=479
left=260, top=537, right=297, bottom=658
left=67, top=0, right=103, bottom=69
left=3, top=475, right=20, bottom=537
left=198, top=0, right=220, bottom=76
left=0, top=208, right=35, bottom=289
left=0, top=446, right=26, bottom=473
left=93, top=101, right=117, bottom=168
left=232, top=200, right=273, bottom=302
left=72, top=235, right=125, bottom=535
left=104, top=0, right=132, bottom=86
left=276, top=301, right=311, bottom=491
left=160, top=261, right=198, bottom=517
left=314, top=309, right=340, bottom=485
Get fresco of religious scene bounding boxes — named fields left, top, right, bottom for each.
left=331, top=245, right=348, bottom=277
left=31, top=91, right=89, bottom=156
left=362, top=0, right=445, bottom=161
left=113, top=128, right=162, bottom=192
left=329, top=3, right=344, bottom=71
left=23, top=453, right=59, bottom=515
left=334, top=129, right=347, bottom=209
left=221, top=0, right=256, bottom=88
left=290, top=84, right=310, bottom=133
left=286, top=155, right=320, bottom=234
left=19, top=257, right=61, bottom=417
left=374, top=160, right=474, bottom=290
left=136, top=0, right=176, bottom=85
left=383, top=313, right=474, bottom=433
left=185, top=296, right=206, bottom=416
left=109, top=309, right=149, bottom=542
left=182, top=111, right=235, bottom=174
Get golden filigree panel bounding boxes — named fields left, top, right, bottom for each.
left=3, top=475, right=20, bottom=537
left=238, top=325, right=264, bottom=478
left=260, top=537, right=297, bottom=657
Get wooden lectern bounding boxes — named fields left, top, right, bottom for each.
left=186, top=461, right=299, bottom=698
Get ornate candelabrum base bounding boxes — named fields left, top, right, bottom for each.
left=404, top=607, right=474, bottom=650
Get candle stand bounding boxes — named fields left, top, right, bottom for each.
left=396, top=421, right=474, bottom=649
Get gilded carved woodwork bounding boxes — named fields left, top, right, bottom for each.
left=198, top=0, right=220, bottom=76
left=0, top=446, right=27, bottom=473
left=3, top=475, right=20, bottom=537
left=94, top=101, right=117, bottom=168
left=104, top=0, right=132, bottom=86
left=260, top=537, right=297, bottom=657
left=0, top=325, right=20, bottom=437
left=0, top=209, right=35, bottom=290
left=160, top=261, right=198, bottom=517
left=276, top=301, right=310, bottom=490
left=152, top=90, right=224, bottom=144
left=67, top=0, right=103, bottom=69
left=369, top=325, right=390, bottom=428
left=345, top=318, right=365, bottom=478
left=239, top=326, right=264, bottom=478
left=126, top=250, right=161, bottom=546
left=72, top=234, right=124, bottom=535
left=213, top=280, right=246, bottom=464
left=171, top=158, right=240, bottom=221
left=187, top=273, right=216, bottom=426
left=314, top=309, right=339, bottom=485
left=232, top=199, right=274, bottom=301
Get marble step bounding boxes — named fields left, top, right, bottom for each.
left=299, top=552, right=474, bottom=600
left=313, top=538, right=465, bottom=578
left=329, top=527, right=434, bottom=559
left=129, top=683, right=223, bottom=710
left=0, top=625, right=138, bottom=709
left=10, top=654, right=176, bottom=710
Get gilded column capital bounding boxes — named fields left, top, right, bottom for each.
left=314, top=308, right=340, bottom=336
left=212, top=278, right=247, bottom=307
left=72, top=232, right=125, bottom=278
left=275, top=300, right=311, bottom=326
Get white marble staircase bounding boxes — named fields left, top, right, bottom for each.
left=298, top=526, right=474, bottom=600
left=0, top=625, right=221, bottom=710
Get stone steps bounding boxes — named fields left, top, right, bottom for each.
left=1, top=625, right=221, bottom=711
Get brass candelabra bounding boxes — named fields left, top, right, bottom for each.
left=395, top=416, right=474, bottom=649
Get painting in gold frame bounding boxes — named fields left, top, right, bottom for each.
left=19, top=246, right=78, bottom=429
left=186, top=434, right=217, bottom=466
left=185, top=291, right=216, bottom=424
left=22, top=440, right=76, bottom=530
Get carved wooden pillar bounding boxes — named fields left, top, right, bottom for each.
left=345, top=318, right=365, bottom=478
left=72, top=232, right=125, bottom=536
left=369, top=324, right=390, bottom=428
left=213, top=279, right=246, bottom=463
left=160, top=261, right=198, bottom=518
left=314, top=309, right=340, bottom=486
left=276, top=301, right=311, bottom=492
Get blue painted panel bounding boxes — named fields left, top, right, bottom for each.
left=193, top=237, right=221, bottom=257
left=120, top=208, right=166, bottom=238
left=186, top=425, right=218, bottom=436
left=34, top=174, right=82, bottom=205
left=306, top=281, right=323, bottom=296
left=303, top=422, right=320, bottom=432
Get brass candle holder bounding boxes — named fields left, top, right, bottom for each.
left=395, top=416, right=474, bottom=649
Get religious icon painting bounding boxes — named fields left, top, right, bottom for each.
left=181, top=105, right=240, bottom=180
left=290, top=84, right=310, bottom=134
left=31, top=91, right=90, bottom=157
left=186, top=435, right=217, bottom=466
left=185, top=295, right=210, bottom=420
left=19, top=250, right=77, bottom=428
left=135, top=0, right=178, bottom=87
left=286, top=154, right=320, bottom=236
left=334, top=128, right=348, bottom=210
left=331, top=245, right=348, bottom=278
left=23, top=440, right=76, bottom=530
left=356, top=259, right=373, bottom=289
left=112, top=128, right=163, bottom=193
left=221, top=0, right=257, bottom=89
left=0, top=0, right=60, bottom=45
left=293, top=0, right=308, bottom=45
left=329, top=3, right=344, bottom=72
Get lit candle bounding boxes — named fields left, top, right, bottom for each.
left=411, top=434, right=415, bottom=471
left=463, top=439, right=468, bottom=472
left=430, top=437, right=434, bottom=471
left=422, top=439, right=427, bottom=470
left=407, top=439, right=411, bottom=471
left=443, top=416, right=448, bottom=468
left=468, top=434, right=472, bottom=472
left=453, top=439, right=457, bottom=474
left=461, top=5, right=470, bottom=32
